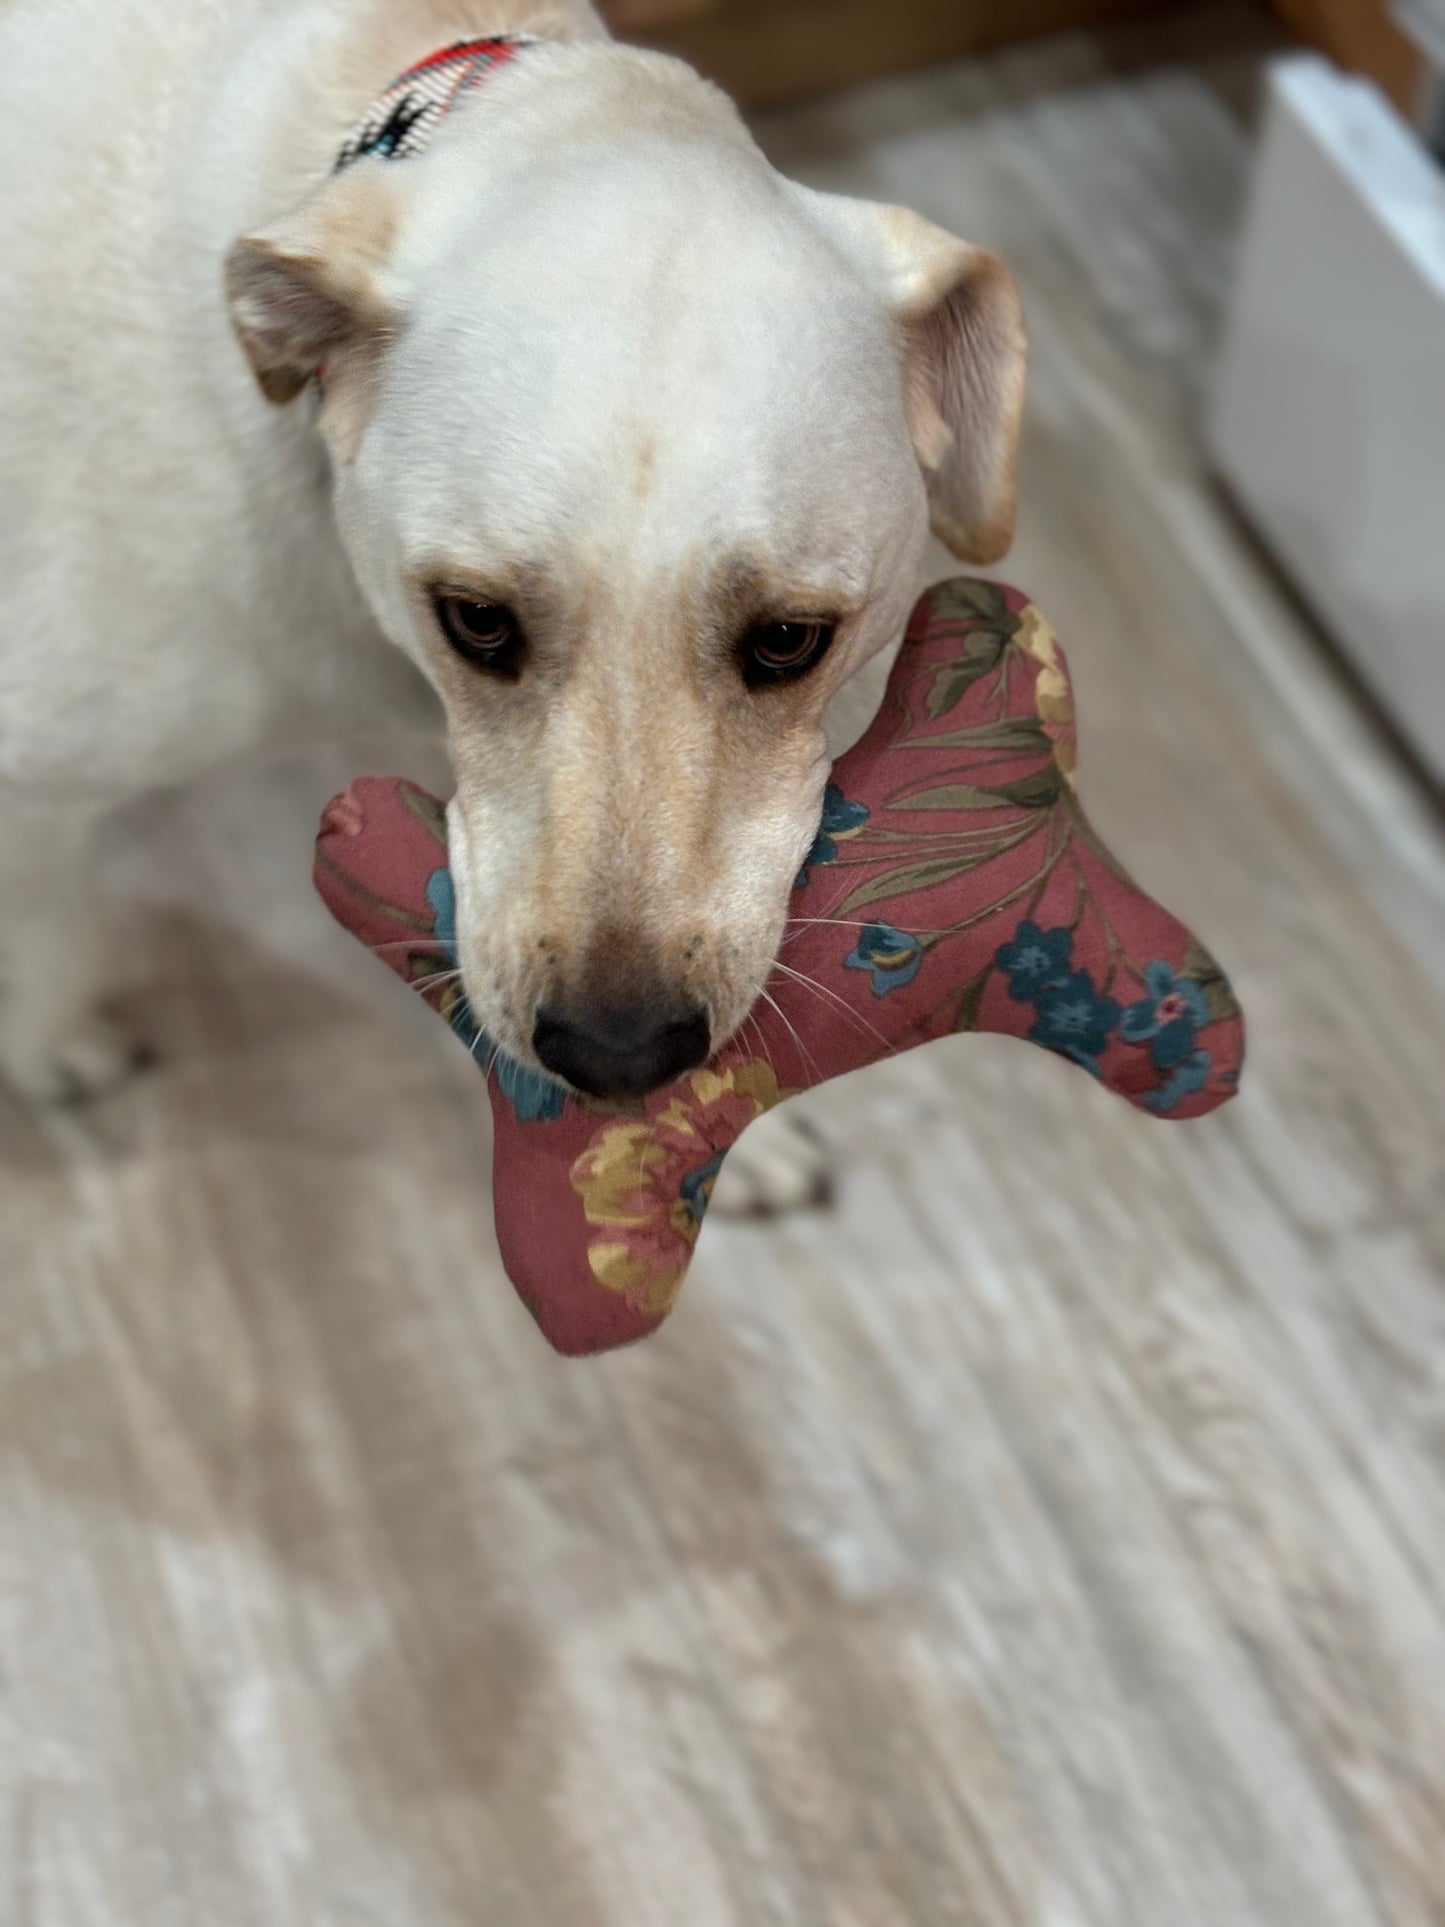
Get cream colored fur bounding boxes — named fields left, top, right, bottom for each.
left=0, top=0, right=1024, bottom=1192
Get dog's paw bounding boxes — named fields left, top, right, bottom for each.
left=710, top=1106, right=832, bottom=1219
left=0, top=1010, right=150, bottom=1105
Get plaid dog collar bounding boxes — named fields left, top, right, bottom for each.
left=335, top=36, right=536, bottom=172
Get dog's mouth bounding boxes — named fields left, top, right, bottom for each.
left=471, top=966, right=780, bottom=1110
left=454, top=884, right=795, bottom=1108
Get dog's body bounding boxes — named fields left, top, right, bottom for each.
left=0, top=0, right=1023, bottom=1177
left=0, top=0, right=474, bottom=1091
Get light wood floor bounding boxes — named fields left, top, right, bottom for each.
left=4, top=12, right=1445, bottom=1924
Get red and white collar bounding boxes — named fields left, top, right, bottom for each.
left=335, top=36, right=536, bottom=172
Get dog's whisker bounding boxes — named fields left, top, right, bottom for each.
left=404, top=970, right=463, bottom=998
left=462, top=1004, right=502, bottom=1092
left=768, top=959, right=893, bottom=1055
left=755, top=986, right=821, bottom=1086
left=783, top=915, right=877, bottom=929
left=780, top=915, right=887, bottom=952
left=740, top=1009, right=779, bottom=1084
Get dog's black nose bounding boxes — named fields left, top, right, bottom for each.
left=532, top=999, right=710, bottom=1100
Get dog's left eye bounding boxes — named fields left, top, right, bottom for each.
left=743, top=619, right=835, bottom=687
left=434, top=595, right=524, bottom=675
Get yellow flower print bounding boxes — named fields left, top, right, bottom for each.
left=571, top=1060, right=795, bottom=1318
left=1016, top=604, right=1077, bottom=784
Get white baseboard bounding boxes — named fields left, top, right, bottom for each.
left=1208, top=55, right=1445, bottom=780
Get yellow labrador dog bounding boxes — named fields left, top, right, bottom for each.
left=0, top=0, right=1022, bottom=1204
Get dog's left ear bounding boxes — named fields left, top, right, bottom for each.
left=225, top=167, right=402, bottom=408
left=805, top=194, right=1027, bottom=564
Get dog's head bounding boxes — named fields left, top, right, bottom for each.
left=228, top=45, right=1024, bottom=1099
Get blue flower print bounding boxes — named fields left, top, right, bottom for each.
left=678, top=1151, right=725, bottom=1229
left=796, top=785, right=870, bottom=888
left=426, top=866, right=459, bottom=955
left=1029, top=969, right=1121, bottom=1073
left=422, top=866, right=566, bottom=1123
left=425, top=866, right=485, bottom=1047
left=995, top=921, right=1073, bottom=1003
left=439, top=981, right=486, bottom=1053
left=493, top=1051, right=569, bottom=1123
left=1120, top=961, right=1211, bottom=1071
left=845, top=922, right=925, bottom=995
left=1144, top=1048, right=1212, bottom=1115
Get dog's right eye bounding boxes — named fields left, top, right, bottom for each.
left=434, top=595, right=524, bottom=675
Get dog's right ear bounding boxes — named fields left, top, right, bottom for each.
left=225, top=169, right=402, bottom=406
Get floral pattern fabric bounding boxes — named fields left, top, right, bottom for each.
left=571, top=1062, right=794, bottom=1319
left=315, top=576, right=1245, bottom=1355
left=844, top=922, right=924, bottom=994
left=797, top=784, right=870, bottom=887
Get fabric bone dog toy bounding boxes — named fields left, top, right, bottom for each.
left=316, top=578, right=1245, bottom=1354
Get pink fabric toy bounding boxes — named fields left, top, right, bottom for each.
left=315, top=578, right=1245, bottom=1354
